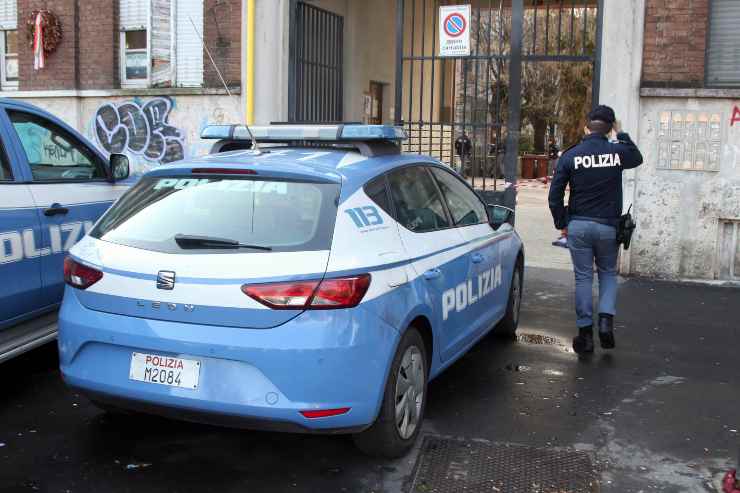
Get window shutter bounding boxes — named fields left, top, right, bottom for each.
left=151, top=0, right=173, bottom=87
left=175, top=0, right=204, bottom=87
left=120, top=0, right=149, bottom=30
left=0, top=0, right=18, bottom=30
left=707, top=0, right=740, bottom=87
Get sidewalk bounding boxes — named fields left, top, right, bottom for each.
left=515, top=184, right=573, bottom=271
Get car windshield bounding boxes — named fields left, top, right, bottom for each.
left=90, top=175, right=340, bottom=253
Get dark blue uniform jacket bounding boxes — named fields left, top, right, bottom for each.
left=548, top=132, right=643, bottom=230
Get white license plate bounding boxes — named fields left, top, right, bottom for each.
left=129, top=352, right=201, bottom=389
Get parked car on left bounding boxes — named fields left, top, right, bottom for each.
left=0, top=99, right=132, bottom=363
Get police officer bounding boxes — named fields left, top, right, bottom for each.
left=548, top=105, right=643, bottom=354
left=547, top=137, right=560, bottom=177
left=454, top=133, right=472, bottom=175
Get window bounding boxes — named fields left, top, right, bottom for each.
left=429, top=167, right=488, bottom=226
left=364, top=175, right=394, bottom=218
left=8, top=111, right=105, bottom=182
left=387, top=166, right=450, bottom=233
left=120, top=0, right=205, bottom=88
left=91, top=177, right=340, bottom=254
left=0, top=0, right=17, bottom=90
left=1, top=30, right=17, bottom=89
left=706, top=0, right=740, bottom=87
left=122, top=29, right=148, bottom=85
left=120, top=0, right=149, bottom=86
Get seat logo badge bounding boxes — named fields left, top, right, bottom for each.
left=157, top=270, right=176, bottom=290
left=137, top=300, right=195, bottom=312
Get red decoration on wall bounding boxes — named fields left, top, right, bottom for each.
left=25, top=10, right=63, bottom=59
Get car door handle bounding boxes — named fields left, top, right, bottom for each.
left=44, top=204, right=69, bottom=217
left=471, top=253, right=485, bottom=264
left=423, top=268, right=441, bottom=280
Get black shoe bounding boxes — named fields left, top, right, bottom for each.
left=572, top=326, right=594, bottom=354
left=598, top=314, right=615, bottom=349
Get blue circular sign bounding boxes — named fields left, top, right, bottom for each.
left=444, top=13, right=467, bottom=38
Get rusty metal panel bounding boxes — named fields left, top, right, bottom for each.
left=410, top=436, right=599, bottom=493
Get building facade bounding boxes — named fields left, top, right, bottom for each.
left=605, top=0, right=740, bottom=282
left=0, top=0, right=242, bottom=173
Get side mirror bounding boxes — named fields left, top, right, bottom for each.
left=488, top=204, right=515, bottom=230
left=109, top=153, right=130, bottom=182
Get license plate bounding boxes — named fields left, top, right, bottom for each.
left=129, top=352, right=200, bottom=389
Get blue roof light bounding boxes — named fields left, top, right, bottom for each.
left=201, top=124, right=407, bottom=142
left=339, top=125, right=407, bottom=141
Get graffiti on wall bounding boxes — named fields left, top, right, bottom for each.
left=93, top=97, right=185, bottom=164
left=731, top=106, right=740, bottom=127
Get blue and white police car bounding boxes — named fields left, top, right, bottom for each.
left=58, top=124, right=523, bottom=457
left=0, top=99, right=130, bottom=363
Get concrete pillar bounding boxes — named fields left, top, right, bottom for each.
left=243, top=0, right=291, bottom=124
left=598, top=0, right=645, bottom=275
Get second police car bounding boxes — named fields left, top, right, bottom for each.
left=58, top=124, right=524, bottom=457
left=0, top=99, right=130, bottom=363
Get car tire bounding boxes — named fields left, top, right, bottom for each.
left=496, top=258, right=523, bottom=338
left=353, top=326, right=428, bottom=459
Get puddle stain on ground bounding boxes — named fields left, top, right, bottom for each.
left=516, top=332, right=574, bottom=353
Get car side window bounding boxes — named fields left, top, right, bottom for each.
left=429, top=167, right=488, bottom=227
left=387, top=165, right=450, bottom=233
left=8, top=110, right=105, bottom=182
left=364, top=175, right=394, bottom=217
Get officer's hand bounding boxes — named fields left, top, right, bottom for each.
left=561, top=228, right=568, bottom=238
left=613, top=119, right=622, bottom=134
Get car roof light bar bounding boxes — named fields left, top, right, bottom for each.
left=201, top=124, right=408, bottom=143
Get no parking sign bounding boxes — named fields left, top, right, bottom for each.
left=439, top=5, right=471, bottom=57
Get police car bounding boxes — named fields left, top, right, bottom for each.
left=58, top=124, right=523, bottom=457
left=0, top=99, right=130, bottom=363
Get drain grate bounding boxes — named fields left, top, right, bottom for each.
left=409, top=436, right=599, bottom=493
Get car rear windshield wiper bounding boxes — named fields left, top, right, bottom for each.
left=174, top=234, right=273, bottom=251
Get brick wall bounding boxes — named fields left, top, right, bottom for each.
left=642, top=0, right=710, bottom=87
left=18, top=0, right=77, bottom=90
left=78, top=0, right=117, bottom=89
left=15, top=0, right=240, bottom=91
left=204, top=0, right=241, bottom=88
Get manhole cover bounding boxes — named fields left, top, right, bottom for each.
left=409, top=436, right=598, bottom=493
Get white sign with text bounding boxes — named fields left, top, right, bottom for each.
left=439, top=5, right=471, bottom=57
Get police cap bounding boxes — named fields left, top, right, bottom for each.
left=587, top=105, right=616, bottom=125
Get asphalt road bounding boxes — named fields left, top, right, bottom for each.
left=1, top=266, right=738, bottom=493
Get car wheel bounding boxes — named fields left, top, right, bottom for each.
left=353, top=326, right=428, bottom=459
left=496, top=259, right=523, bottom=337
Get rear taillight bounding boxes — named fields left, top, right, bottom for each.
left=242, top=274, right=371, bottom=310
left=300, top=407, right=351, bottom=419
left=64, top=257, right=103, bottom=290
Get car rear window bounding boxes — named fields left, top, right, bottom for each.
left=91, top=176, right=340, bottom=253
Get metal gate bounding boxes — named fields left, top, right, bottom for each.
left=395, top=0, right=603, bottom=194
left=288, top=2, right=344, bottom=123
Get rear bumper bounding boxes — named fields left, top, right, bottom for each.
left=58, top=288, right=400, bottom=432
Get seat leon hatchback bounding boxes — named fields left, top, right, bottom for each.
left=58, top=124, right=524, bottom=458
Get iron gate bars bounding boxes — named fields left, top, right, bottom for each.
left=394, top=0, right=603, bottom=191
left=289, top=2, right=344, bottom=123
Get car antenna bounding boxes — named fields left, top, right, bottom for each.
left=189, top=16, right=261, bottom=155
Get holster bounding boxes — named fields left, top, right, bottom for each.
left=616, top=205, right=636, bottom=250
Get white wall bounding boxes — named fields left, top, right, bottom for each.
left=599, top=0, right=645, bottom=275
left=631, top=96, right=740, bottom=280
